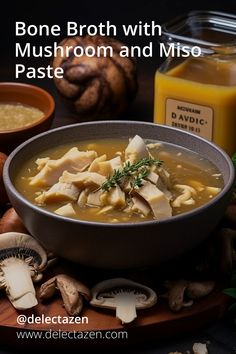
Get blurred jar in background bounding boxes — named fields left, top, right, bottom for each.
left=154, top=11, right=236, bottom=156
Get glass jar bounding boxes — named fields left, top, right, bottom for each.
left=154, top=11, right=236, bottom=156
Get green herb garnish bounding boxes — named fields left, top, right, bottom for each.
left=232, top=153, right=236, bottom=170
left=131, top=168, right=149, bottom=190
left=101, top=157, right=163, bottom=192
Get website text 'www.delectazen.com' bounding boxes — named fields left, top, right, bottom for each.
left=15, top=314, right=128, bottom=341
left=16, top=329, right=128, bottom=340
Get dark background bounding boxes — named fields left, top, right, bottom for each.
left=1, top=0, right=236, bottom=122
left=1, top=0, right=236, bottom=89
left=1, top=1, right=236, bottom=353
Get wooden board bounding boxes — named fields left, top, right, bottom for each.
left=0, top=275, right=229, bottom=348
left=0, top=209, right=232, bottom=348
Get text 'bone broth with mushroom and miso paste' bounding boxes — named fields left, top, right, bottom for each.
left=154, top=11, right=236, bottom=156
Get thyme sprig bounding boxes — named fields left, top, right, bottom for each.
left=131, top=168, right=149, bottom=190
left=101, top=157, right=163, bottom=192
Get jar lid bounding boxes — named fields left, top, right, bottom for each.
left=161, top=11, right=236, bottom=54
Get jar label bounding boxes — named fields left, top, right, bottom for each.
left=165, top=98, right=213, bottom=140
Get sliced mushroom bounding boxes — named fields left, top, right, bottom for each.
left=165, top=280, right=215, bottom=312
left=39, top=274, right=91, bottom=316
left=0, top=232, right=47, bottom=310
left=90, top=278, right=157, bottom=324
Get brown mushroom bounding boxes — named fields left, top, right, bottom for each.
left=165, top=280, right=193, bottom=312
left=39, top=274, right=91, bottom=316
left=186, top=281, right=215, bottom=299
left=165, top=279, right=215, bottom=312
left=0, top=208, right=28, bottom=234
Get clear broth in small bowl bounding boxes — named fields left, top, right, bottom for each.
left=0, top=102, right=44, bottom=131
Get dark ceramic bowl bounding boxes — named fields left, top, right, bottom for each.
left=3, top=121, right=235, bottom=268
left=0, top=82, right=55, bottom=153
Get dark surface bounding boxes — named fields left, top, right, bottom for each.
left=0, top=320, right=236, bottom=353
left=1, top=0, right=236, bottom=352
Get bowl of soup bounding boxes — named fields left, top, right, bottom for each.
left=0, top=82, right=55, bottom=153
left=3, top=121, right=235, bottom=268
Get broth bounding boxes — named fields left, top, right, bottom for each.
left=14, top=138, right=224, bottom=223
left=0, top=103, right=44, bottom=130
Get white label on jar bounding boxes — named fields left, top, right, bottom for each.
left=165, top=98, right=213, bottom=140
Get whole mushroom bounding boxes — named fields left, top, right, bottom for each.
left=0, top=208, right=28, bottom=234
left=164, top=280, right=193, bottom=312
left=0, top=232, right=47, bottom=310
left=164, top=280, right=215, bottom=312
left=53, top=35, right=137, bottom=119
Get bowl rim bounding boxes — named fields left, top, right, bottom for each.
left=0, top=82, right=55, bottom=135
left=3, top=120, right=235, bottom=228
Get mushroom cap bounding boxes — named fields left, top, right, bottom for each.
left=90, top=278, right=157, bottom=309
left=0, top=232, right=47, bottom=269
left=186, top=280, right=215, bottom=299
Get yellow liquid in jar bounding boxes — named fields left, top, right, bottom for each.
left=154, top=57, right=236, bottom=156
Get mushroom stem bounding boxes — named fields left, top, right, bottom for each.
left=115, top=292, right=137, bottom=324
left=0, top=257, right=37, bottom=310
